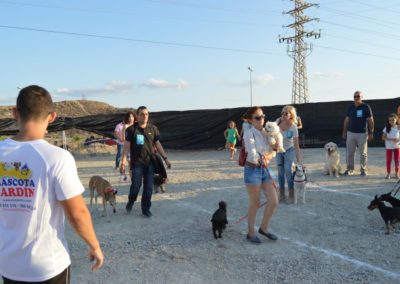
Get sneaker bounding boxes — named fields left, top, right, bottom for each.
left=395, top=173, right=400, bottom=179
left=258, top=228, right=278, bottom=241
left=385, top=174, right=391, bottom=179
left=142, top=211, right=152, bottom=218
left=343, top=169, right=354, bottom=176
left=360, top=170, right=367, bottom=177
left=126, top=202, right=133, bottom=213
left=246, top=234, right=261, bottom=244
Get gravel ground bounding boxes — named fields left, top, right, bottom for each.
left=67, top=147, right=400, bottom=284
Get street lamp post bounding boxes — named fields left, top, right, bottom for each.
left=248, top=67, right=253, bottom=106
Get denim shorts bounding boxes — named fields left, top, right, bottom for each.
left=244, top=165, right=274, bottom=185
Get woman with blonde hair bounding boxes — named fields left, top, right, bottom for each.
left=243, top=106, right=279, bottom=243
left=276, top=105, right=302, bottom=203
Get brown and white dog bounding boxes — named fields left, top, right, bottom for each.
left=88, top=176, right=118, bottom=220
left=323, top=142, right=341, bottom=178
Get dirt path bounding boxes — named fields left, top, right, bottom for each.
left=67, top=148, right=400, bottom=284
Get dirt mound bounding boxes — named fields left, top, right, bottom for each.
left=0, top=100, right=132, bottom=119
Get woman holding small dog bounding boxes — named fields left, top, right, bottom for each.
left=243, top=106, right=279, bottom=244
left=276, top=105, right=302, bottom=204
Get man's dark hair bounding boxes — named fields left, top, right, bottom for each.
left=17, top=85, right=54, bottom=122
left=136, top=106, right=148, bottom=115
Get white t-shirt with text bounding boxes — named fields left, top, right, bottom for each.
left=0, top=138, right=84, bottom=282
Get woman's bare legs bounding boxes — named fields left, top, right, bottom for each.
left=259, top=182, right=279, bottom=233
left=246, top=184, right=261, bottom=236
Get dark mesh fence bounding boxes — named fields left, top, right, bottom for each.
left=0, top=97, right=398, bottom=149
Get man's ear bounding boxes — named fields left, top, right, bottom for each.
left=48, top=111, right=57, bottom=124
left=12, top=107, right=20, bottom=121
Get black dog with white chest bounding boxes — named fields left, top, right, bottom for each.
left=211, top=201, right=228, bottom=239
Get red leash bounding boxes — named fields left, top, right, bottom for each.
left=235, top=167, right=278, bottom=224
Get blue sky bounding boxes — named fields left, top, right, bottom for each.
left=1, top=0, right=399, bottom=111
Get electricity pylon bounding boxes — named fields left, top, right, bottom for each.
left=279, top=0, right=320, bottom=104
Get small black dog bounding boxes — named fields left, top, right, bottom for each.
left=368, top=195, right=400, bottom=234
left=153, top=153, right=168, bottom=193
left=211, top=201, right=228, bottom=239
left=153, top=174, right=167, bottom=193
left=378, top=192, right=400, bottom=208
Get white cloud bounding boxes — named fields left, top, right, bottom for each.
left=311, top=71, right=345, bottom=79
left=54, top=81, right=134, bottom=97
left=254, top=73, right=274, bottom=85
left=140, top=78, right=190, bottom=89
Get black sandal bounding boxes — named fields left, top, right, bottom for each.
left=258, top=228, right=278, bottom=241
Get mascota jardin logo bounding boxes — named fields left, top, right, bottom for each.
left=0, top=162, right=35, bottom=198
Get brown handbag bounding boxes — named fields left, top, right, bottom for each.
left=238, top=147, right=247, bottom=167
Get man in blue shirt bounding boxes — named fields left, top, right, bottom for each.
left=342, top=91, right=374, bottom=176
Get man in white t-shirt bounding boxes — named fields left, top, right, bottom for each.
left=0, top=85, right=104, bottom=283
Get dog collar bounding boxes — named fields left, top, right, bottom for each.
left=105, top=188, right=114, bottom=193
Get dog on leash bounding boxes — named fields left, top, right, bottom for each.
left=323, top=142, right=341, bottom=178
left=211, top=201, right=228, bottom=239
left=378, top=192, right=400, bottom=208
left=89, top=176, right=118, bottom=220
left=368, top=195, right=400, bottom=234
left=293, top=164, right=307, bottom=204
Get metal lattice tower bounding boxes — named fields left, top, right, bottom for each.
left=279, top=0, right=320, bottom=104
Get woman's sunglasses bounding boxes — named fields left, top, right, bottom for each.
left=252, top=114, right=265, bottom=121
left=281, top=112, right=289, bottom=115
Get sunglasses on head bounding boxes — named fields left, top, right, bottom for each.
left=252, top=114, right=265, bottom=121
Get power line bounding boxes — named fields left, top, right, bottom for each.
left=315, top=44, right=400, bottom=61
left=321, top=20, right=400, bottom=41
left=0, top=0, right=281, bottom=28
left=322, top=6, right=400, bottom=30
left=325, top=34, right=400, bottom=51
left=143, top=0, right=281, bottom=15
left=0, top=24, right=285, bottom=56
left=340, top=0, right=400, bottom=14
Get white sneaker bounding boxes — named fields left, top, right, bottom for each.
left=385, top=174, right=390, bottom=179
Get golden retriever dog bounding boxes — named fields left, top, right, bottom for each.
left=323, top=142, right=341, bottom=178
left=89, top=176, right=118, bottom=221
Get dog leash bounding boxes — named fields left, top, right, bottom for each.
left=235, top=167, right=278, bottom=224
left=392, top=179, right=400, bottom=197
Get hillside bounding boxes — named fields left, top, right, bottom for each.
left=0, top=100, right=132, bottom=119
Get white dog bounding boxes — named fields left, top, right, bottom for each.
left=293, top=164, right=307, bottom=205
left=323, top=142, right=341, bottom=178
left=264, top=121, right=285, bottom=153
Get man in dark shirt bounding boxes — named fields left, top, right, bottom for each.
left=120, top=106, right=171, bottom=217
left=342, top=91, right=374, bottom=176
